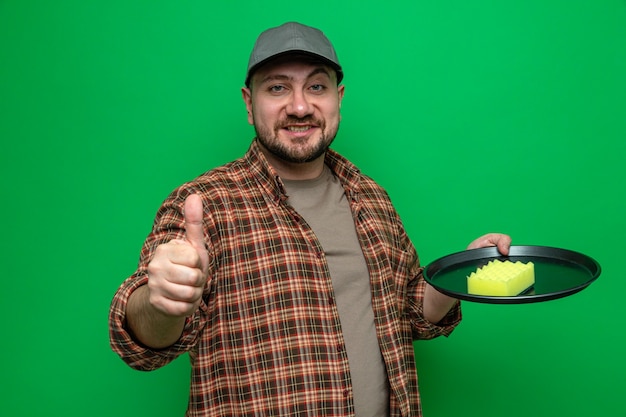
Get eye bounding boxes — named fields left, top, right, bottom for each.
left=309, top=84, right=326, bottom=93
left=269, top=85, right=286, bottom=94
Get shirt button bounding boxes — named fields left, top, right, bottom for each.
left=328, top=296, right=334, bottom=305
left=337, top=344, right=343, bottom=352
left=343, top=389, right=350, bottom=397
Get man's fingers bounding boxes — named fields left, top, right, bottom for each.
left=183, top=194, right=206, bottom=251
left=467, top=233, right=511, bottom=255
left=495, top=234, right=512, bottom=255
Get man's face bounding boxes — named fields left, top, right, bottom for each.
left=242, top=58, right=345, bottom=164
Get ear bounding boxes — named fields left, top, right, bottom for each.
left=337, top=84, right=345, bottom=120
left=337, top=84, right=345, bottom=108
left=241, top=87, right=254, bottom=125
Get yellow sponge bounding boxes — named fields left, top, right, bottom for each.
left=467, top=259, right=535, bottom=296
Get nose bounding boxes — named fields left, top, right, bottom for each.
left=286, top=90, right=313, bottom=118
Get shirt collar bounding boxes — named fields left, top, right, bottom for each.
left=324, top=147, right=362, bottom=203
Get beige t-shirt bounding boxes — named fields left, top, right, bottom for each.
left=283, top=165, right=389, bottom=417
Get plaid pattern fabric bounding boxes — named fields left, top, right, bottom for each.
left=109, top=140, right=461, bottom=416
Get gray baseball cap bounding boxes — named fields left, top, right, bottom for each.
left=245, top=22, right=343, bottom=87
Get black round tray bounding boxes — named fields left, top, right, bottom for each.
left=423, top=245, right=601, bottom=304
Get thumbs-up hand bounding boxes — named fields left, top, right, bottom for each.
left=146, top=194, right=210, bottom=318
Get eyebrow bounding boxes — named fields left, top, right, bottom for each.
left=258, top=67, right=333, bottom=86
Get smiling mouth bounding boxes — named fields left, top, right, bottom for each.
left=285, top=125, right=314, bottom=132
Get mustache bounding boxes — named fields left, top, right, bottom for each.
left=275, top=116, right=324, bottom=129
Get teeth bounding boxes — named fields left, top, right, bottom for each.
left=287, top=126, right=311, bottom=132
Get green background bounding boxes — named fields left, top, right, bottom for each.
left=2, top=0, right=625, bottom=415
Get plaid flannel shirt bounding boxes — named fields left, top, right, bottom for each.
left=109, top=139, right=461, bottom=416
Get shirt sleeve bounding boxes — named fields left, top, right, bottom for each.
left=399, top=226, right=462, bottom=340
left=108, top=186, right=212, bottom=371
left=408, top=269, right=462, bottom=340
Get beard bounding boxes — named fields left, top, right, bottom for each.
left=254, top=115, right=339, bottom=163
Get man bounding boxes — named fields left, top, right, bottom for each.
left=109, top=22, right=511, bottom=416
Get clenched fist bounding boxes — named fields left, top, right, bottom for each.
left=146, top=193, right=210, bottom=317
left=126, top=194, right=210, bottom=348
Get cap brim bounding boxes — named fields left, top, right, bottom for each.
left=245, top=50, right=343, bottom=87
